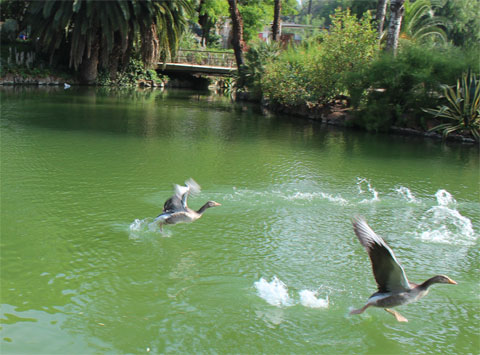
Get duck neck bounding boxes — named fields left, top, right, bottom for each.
left=418, top=276, right=440, bottom=290
left=196, top=203, right=210, bottom=215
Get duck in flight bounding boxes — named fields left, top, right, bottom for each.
left=155, top=179, right=221, bottom=231
left=350, top=217, right=457, bottom=322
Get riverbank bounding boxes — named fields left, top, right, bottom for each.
left=258, top=96, right=478, bottom=145
left=0, top=79, right=476, bottom=145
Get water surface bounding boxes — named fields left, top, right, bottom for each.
left=1, top=87, right=479, bottom=354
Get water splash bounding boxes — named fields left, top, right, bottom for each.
left=254, top=277, right=329, bottom=309
left=416, top=190, right=476, bottom=245
left=285, top=192, right=348, bottom=205
left=357, top=178, right=379, bottom=203
left=129, top=218, right=169, bottom=238
left=395, top=186, right=418, bottom=203
left=299, top=290, right=329, bottom=309
left=254, top=276, right=293, bottom=307
left=435, top=189, right=456, bottom=207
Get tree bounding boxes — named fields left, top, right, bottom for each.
left=25, top=0, right=192, bottom=84
left=196, top=0, right=229, bottom=47
left=227, top=0, right=246, bottom=69
left=385, top=0, right=405, bottom=54
left=298, top=0, right=377, bottom=26
left=401, top=0, right=447, bottom=44
left=272, top=0, right=282, bottom=41
left=375, top=0, right=388, bottom=34
left=436, top=0, right=480, bottom=48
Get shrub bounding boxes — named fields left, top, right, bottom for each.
left=423, top=71, right=480, bottom=140
left=241, top=40, right=281, bottom=100
left=346, top=43, right=479, bottom=131
left=261, top=9, right=378, bottom=107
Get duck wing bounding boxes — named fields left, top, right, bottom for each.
left=352, top=217, right=411, bottom=293
left=163, top=194, right=186, bottom=213
left=162, top=179, right=201, bottom=213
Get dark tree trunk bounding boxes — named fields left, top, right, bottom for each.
left=376, top=0, right=388, bottom=34
left=272, top=0, right=282, bottom=42
left=198, top=0, right=209, bottom=47
left=227, top=0, right=246, bottom=70
left=385, top=0, right=405, bottom=55
left=79, top=40, right=100, bottom=84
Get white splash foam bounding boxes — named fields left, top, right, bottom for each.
left=357, top=178, right=379, bottom=203
left=254, top=277, right=293, bottom=307
left=299, top=290, right=329, bottom=309
left=395, top=186, right=418, bottom=203
left=435, top=189, right=456, bottom=207
left=285, top=192, right=348, bottom=205
left=416, top=190, right=476, bottom=245
left=129, top=218, right=168, bottom=238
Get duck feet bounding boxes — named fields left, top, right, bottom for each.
left=385, top=308, right=408, bottom=322
left=350, top=304, right=369, bottom=315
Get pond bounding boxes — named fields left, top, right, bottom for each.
left=1, top=87, right=478, bottom=354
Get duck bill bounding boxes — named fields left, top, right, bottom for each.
left=448, top=278, right=457, bottom=285
left=213, top=202, right=222, bottom=207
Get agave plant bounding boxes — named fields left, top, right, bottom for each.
left=423, top=71, right=480, bottom=140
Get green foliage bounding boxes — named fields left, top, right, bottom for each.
left=0, top=0, right=28, bottom=22
left=0, top=18, right=18, bottom=42
left=238, top=0, right=299, bottom=42
left=423, top=71, right=480, bottom=140
left=25, top=0, right=192, bottom=79
left=261, top=9, right=378, bottom=106
left=96, top=57, right=168, bottom=87
left=239, top=1, right=273, bottom=42
left=436, top=0, right=480, bottom=48
left=346, top=43, right=479, bottom=131
left=298, top=0, right=377, bottom=25
left=401, top=0, right=448, bottom=44
left=242, top=40, right=282, bottom=99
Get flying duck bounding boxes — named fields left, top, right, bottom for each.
left=350, top=217, right=457, bottom=322
left=155, top=179, right=221, bottom=231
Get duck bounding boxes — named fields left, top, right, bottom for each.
left=154, top=178, right=221, bottom=231
left=350, top=217, right=457, bottom=322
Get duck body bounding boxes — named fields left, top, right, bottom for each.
left=155, top=179, right=220, bottom=230
left=350, top=217, right=456, bottom=322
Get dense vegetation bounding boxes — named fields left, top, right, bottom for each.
left=1, top=0, right=479, bottom=139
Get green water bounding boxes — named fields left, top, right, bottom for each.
left=1, top=87, right=479, bottom=354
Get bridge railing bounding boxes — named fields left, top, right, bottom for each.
left=171, top=49, right=236, bottom=68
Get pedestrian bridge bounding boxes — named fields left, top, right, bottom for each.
left=157, top=49, right=237, bottom=76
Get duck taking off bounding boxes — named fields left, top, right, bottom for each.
left=350, top=217, right=457, bottom=322
left=155, top=179, right=221, bottom=231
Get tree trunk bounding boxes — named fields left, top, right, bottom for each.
left=376, top=0, right=388, bottom=34
left=198, top=0, right=209, bottom=47
left=385, top=0, right=405, bottom=55
left=272, top=0, right=282, bottom=42
left=227, top=0, right=246, bottom=70
left=79, top=40, right=100, bottom=84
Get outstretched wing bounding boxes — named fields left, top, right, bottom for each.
left=162, top=178, right=201, bottom=213
left=352, top=217, right=411, bottom=293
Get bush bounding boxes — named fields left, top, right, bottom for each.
left=261, top=9, right=378, bottom=107
left=423, top=70, right=480, bottom=140
left=346, top=43, right=479, bottom=131
left=241, top=40, right=281, bottom=100
left=96, top=57, right=168, bottom=87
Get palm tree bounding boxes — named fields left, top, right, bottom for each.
left=26, top=0, right=192, bottom=84
left=401, top=0, right=447, bottom=43
left=385, top=0, right=406, bottom=54
left=376, top=0, right=389, bottom=34
left=227, top=0, right=246, bottom=70
left=272, top=0, right=282, bottom=42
